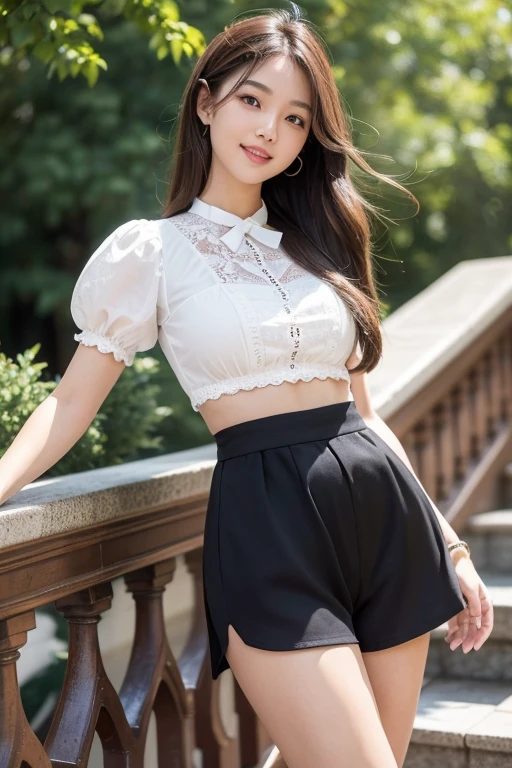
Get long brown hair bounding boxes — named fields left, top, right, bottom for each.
left=161, top=6, right=419, bottom=374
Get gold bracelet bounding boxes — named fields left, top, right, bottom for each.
left=447, top=540, right=471, bottom=558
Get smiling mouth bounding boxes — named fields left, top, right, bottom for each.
left=241, top=145, right=272, bottom=159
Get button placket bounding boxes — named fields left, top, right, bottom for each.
left=245, top=238, right=301, bottom=371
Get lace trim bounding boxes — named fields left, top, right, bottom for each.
left=74, top=330, right=133, bottom=366
left=169, top=212, right=309, bottom=284
left=191, top=364, right=351, bottom=410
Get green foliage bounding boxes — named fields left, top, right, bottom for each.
left=0, top=343, right=55, bottom=445
left=86, top=354, right=174, bottom=468
left=0, top=0, right=206, bottom=85
left=0, top=342, right=173, bottom=475
left=0, top=21, right=177, bottom=357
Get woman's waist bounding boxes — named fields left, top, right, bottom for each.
left=208, top=384, right=367, bottom=461
left=199, top=377, right=353, bottom=437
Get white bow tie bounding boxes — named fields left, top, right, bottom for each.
left=189, top=197, right=283, bottom=253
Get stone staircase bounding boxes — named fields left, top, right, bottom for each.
left=404, top=462, right=512, bottom=767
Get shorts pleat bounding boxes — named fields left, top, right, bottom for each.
left=202, top=402, right=466, bottom=680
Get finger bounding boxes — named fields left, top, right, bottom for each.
left=445, top=624, right=461, bottom=641
left=472, top=617, right=493, bottom=650
left=466, top=589, right=482, bottom=631
left=472, top=627, right=488, bottom=651
left=460, top=606, right=471, bottom=642
left=450, top=605, right=474, bottom=650
left=445, top=620, right=459, bottom=636
left=458, top=588, right=481, bottom=652
left=462, top=614, right=480, bottom=652
left=449, top=616, right=466, bottom=650
left=479, top=589, right=492, bottom=619
left=474, top=588, right=494, bottom=650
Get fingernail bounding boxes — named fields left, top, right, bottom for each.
left=477, top=618, right=482, bottom=629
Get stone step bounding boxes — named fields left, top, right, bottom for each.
left=405, top=677, right=512, bottom=767
left=428, top=572, right=512, bottom=682
left=462, top=510, right=512, bottom=574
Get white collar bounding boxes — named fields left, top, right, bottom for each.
left=189, top=196, right=283, bottom=253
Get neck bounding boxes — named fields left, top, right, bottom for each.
left=199, top=165, right=263, bottom=219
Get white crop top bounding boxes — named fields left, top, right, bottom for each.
left=70, top=197, right=357, bottom=412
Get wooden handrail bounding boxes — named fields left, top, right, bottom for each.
left=382, top=308, right=512, bottom=527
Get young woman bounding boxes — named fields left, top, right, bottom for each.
left=0, top=6, right=494, bottom=768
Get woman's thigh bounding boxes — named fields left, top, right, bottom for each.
left=361, top=632, right=430, bottom=768
left=226, top=624, right=398, bottom=768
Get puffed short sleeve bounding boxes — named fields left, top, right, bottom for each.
left=70, top=218, right=164, bottom=366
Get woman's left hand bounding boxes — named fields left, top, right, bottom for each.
left=445, top=554, right=494, bottom=652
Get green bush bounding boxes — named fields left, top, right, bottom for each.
left=0, top=342, right=173, bottom=476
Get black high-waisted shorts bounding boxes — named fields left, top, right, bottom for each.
left=202, top=400, right=466, bottom=680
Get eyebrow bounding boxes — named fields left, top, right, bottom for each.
left=242, top=79, right=312, bottom=114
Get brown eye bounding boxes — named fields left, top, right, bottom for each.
left=288, top=115, right=305, bottom=128
left=239, top=95, right=260, bottom=107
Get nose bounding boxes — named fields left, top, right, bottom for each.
left=256, top=114, right=278, bottom=143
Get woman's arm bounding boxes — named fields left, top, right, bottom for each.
left=349, top=367, right=469, bottom=564
left=0, top=344, right=125, bottom=506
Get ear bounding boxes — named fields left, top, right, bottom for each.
left=196, top=78, right=212, bottom=127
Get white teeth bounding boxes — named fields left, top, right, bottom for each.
left=245, top=147, right=269, bottom=159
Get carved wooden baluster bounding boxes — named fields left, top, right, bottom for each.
left=495, top=335, right=507, bottom=422
left=181, top=549, right=239, bottom=768
left=487, top=343, right=503, bottom=436
left=476, top=358, right=490, bottom=455
left=402, top=429, right=420, bottom=476
left=480, top=350, right=492, bottom=440
left=467, top=364, right=486, bottom=459
left=506, top=332, right=512, bottom=419
left=448, top=388, right=461, bottom=491
left=0, top=612, right=51, bottom=768
left=498, top=332, right=512, bottom=421
left=443, top=394, right=458, bottom=498
left=407, top=422, right=423, bottom=478
left=234, top=678, right=273, bottom=768
left=466, top=365, right=477, bottom=459
left=454, top=376, right=473, bottom=479
left=45, top=583, right=135, bottom=768
left=432, top=401, right=451, bottom=501
left=410, top=416, right=436, bottom=499
left=480, top=349, right=497, bottom=440
left=450, top=384, right=464, bottom=482
left=121, top=560, right=195, bottom=768
left=423, top=413, right=438, bottom=501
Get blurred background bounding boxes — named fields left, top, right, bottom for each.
left=0, top=0, right=511, bottom=754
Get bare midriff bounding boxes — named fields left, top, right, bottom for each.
left=198, top=377, right=352, bottom=436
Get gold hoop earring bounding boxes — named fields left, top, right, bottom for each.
left=284, top=155, right=303, bottom=177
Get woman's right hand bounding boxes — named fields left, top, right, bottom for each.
left=444, top=555, right=494, bottom=653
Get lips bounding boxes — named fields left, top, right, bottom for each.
left=241, top=145, right=272, bottom=164
left=241, top=145, right=272, bottom=159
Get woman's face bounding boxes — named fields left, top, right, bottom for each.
left=198, top=55, right=313, bottom=184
